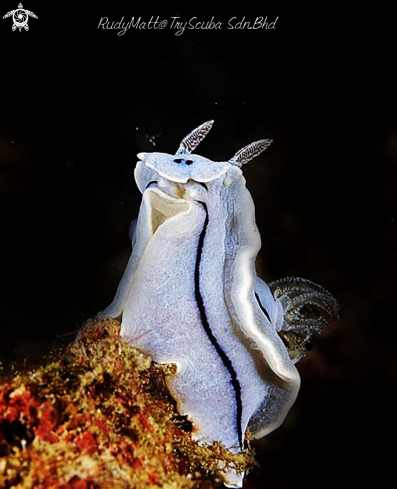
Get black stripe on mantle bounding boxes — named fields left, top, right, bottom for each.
left=255, top=292, right=271, bottom=323
left=194, top=201, right=243, bottom=449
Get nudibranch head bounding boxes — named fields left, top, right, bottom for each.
left=135, top=120, right=272, bottom=192
left=137, top=151, right=231, bottom=184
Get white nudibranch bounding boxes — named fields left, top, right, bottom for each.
left=99, top=121, right=339, bottom=487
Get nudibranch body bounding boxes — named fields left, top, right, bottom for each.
left=100, top=121, right=339, bottom=487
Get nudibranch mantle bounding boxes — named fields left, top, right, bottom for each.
left=100, top=121, right=339, bottom=487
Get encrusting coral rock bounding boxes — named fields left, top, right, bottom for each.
left=0, top=318, right=254, bottom=488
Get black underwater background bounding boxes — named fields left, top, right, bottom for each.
left=1, top=5, right=395, bottom=488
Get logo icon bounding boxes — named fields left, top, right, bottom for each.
left=3, top=3, right=38, bottom=31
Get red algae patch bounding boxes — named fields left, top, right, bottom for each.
left=0, top=318, right=254, bottom=488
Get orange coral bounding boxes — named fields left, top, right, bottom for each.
left=0, top=318, right=254, bottom=489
